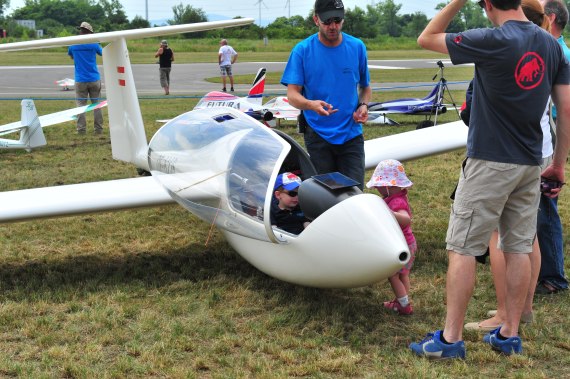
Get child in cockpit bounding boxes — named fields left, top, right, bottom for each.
left=367, top=159, right=416, bottom=315
left=270, top=172, right=310, bottom=234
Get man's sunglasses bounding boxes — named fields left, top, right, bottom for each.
left=477, top=0, right=485, bottom=9
left=282, top=190, right=298, bottom=197
left=319, top=17, right=343, bottom=26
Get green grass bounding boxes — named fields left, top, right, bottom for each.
left=0, top=60, right=569, bottom=376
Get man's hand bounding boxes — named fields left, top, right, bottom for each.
left=541, top=164, right=566, bottom=198
left=308, top=100, right=338, bottom=116
left=353, top=104, right=368, bottom=123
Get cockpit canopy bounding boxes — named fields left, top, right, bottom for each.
left=148, top=107, right=296, bottom=242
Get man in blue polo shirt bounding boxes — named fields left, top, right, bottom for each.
left=410, top=0, right=570, bottom=359
left=68, top=21, right=103, bottom=135
left=281, top=0, right=371, bottom=190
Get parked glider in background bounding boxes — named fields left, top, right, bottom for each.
left=194, top=67, right=266, bottom=114
left=193, top=68, right=301, bottom=127
left=0, top=99, right=107, bottom=151
left=55, top=78, right=75, bottom=91
left=0, top=21, right=469, bottom=289
left=367, top=61, right=461, bottom=128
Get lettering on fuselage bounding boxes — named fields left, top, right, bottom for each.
left=155, top=154, right=177, bottom=174
left=205, top=101, right=241, bottom=109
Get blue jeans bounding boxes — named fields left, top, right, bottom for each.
left=537, top=194, right=569, bottom=289
left=304, top=126, right=365, bottom=190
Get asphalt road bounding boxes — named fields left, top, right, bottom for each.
left=0, top=59, right=470, bottom=99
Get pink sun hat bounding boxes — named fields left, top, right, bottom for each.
left=366, top=159, right=413, bottom=189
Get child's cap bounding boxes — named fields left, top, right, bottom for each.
left=274, top=172, right=302, bottom=191
left=366, top=159, right=413, bottom=189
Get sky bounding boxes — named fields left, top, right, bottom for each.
left=5, top=0, right=441, bottom=26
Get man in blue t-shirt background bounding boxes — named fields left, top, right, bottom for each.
left=281, top=0, right=371, bottom=190
left=68, top=21, right=104, bottom=135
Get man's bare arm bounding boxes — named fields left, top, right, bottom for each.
left=417, top=0, right=468, bottom=54
left=286, top=84, right=337, bottom=116
left=353, top=85, right=372, bottom=123
left=550, top=84, right=570, bottom=166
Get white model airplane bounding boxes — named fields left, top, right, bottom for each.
left=0, top=20, right=469, bottom=288
left=55, top=78, right=75, bottom=91
left=0, top=99, right=107, bottom=151
left=193, top=67, right=301, bottom=126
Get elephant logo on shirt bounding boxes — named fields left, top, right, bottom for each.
left=515, top=52, right=545, bottom=90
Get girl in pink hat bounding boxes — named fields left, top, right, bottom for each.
left=367, top=159, right=416, bottom=315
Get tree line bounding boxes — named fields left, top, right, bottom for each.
left=1, top=0, right=569, bottom=41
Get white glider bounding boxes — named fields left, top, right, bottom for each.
left=0, top=20, right=469, bottom=288
left=0, top=99, right=107, bottom=151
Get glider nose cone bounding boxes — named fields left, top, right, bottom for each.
left=294, top=193, right=410, bottom=288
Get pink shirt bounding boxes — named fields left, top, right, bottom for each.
left=384, top=189, right=416, bottom=246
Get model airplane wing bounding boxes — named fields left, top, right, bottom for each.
left=263, top=96, right=300, bottom=120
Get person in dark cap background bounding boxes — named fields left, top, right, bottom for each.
left=281, top=0, right=371, bottom=190
left=67, top=21, right=104, bottom=135
left=155, top=39, right=174, bottom=95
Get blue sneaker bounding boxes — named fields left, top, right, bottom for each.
left=410, top=330, right=466, bottom=360
left=483, top=327, right=523, bottom=355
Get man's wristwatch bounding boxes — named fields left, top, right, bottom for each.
left=357, top=102, right=369, bottom=110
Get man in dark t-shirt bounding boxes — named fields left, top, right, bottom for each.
left=155, top=40, right=174, bottom=95
left=410, top=0, right=570, bottom=360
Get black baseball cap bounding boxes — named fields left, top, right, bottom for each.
left=314, top=0, right=344, bottom=21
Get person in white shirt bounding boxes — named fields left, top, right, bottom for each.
left=218, top=39, right=238, bottom=92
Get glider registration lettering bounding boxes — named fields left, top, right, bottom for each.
left=206, top=101, right=239, bottom=109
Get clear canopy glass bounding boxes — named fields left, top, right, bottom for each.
left=148, top=108, right=289, bottom=242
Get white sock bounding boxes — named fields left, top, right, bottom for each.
left=397, top=295, right=409, bottom=307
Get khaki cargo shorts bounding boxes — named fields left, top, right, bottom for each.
left=446, top=158, right=540, bottom=256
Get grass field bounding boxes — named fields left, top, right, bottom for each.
left=0, top=57, right=569, bottom=376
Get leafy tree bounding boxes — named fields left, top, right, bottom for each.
left=401, top=11, right=428, bottom=38
left=436, top=1, right=489, bottom=32
left=168, top=3, right=208, bottom=38
left=98, top=0, right=128, bottom=30
left=365, top=4, right=382, bottom=37
left=129, top=15, right=150, bottom=29
left=10, top=0, right=128, bottom=35
left=265, top=16, right=311, bottom=39
left=344, top=6, right=374, bottom=39
left=0, top=0, right=9, bottom=18
left=376, top=0, right=402, bottom=37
